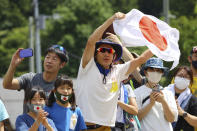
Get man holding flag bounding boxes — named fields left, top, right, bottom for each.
left=75, top=12, right=153, bottom=130
left=75, top=8, right=180, bottom=130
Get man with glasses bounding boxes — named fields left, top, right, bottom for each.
left=3, top=45, right=68, bottom=113
left=188, top=46, right=197, bottom=97
left=75, top=12, right=153, bottom=131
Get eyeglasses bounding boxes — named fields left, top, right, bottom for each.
left=52, top=45, right=66, bottom=54
left=97, top=47, right=115, bottom=54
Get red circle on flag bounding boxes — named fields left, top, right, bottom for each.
left=139, top=16, right=167, bottom=51
left=36, top=107, right=40, bottom=110
left=63, top=97, right=67, bottom=101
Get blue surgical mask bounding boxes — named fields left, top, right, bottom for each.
left=192, top=60, right=197, bottom=69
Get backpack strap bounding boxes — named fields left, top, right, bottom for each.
left=129, top=80, right=135, bottom=90
left=122, top=84, right=128, bottom=104
left=142, top=95, right=150, bottom=105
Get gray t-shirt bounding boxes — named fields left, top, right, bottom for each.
left=17, top=72, right=55, bottom=113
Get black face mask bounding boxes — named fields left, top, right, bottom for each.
left=54, top=91, right=72, bottom=104
left=192, top=60, right=197, bottom=69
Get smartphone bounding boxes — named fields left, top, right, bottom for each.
left=19, top=48, right=33, bottom=58
left=152, top=84, right=163, bottom=92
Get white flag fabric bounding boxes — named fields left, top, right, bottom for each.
left=113, top=9, right=180, bottom=70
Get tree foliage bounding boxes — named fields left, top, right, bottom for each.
left=138, top=0, right=162, bottom=17
left=41, top=0, right=113, bottom=77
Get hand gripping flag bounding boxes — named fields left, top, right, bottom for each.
left=113, top=9, right=180, bottom=70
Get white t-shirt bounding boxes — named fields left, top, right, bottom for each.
left=116, top=83, right=136, bottom=123
left=74, top=58, right=131, bottom=126
left=134, top=85, right=178, bottom=131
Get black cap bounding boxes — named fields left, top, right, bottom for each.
left=45, top=45, right=69, bottom=62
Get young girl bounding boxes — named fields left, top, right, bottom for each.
left=45, top=75, right=86, bottom=131
left=15, top=87, right=57, bottom=131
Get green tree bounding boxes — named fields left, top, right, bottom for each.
left=171, top=16, right=197, bottom=64
left=137, top=0, right=163, bottom=17
left=41, top=0, right=114, bottom=77
left=109, top=0, right=138, bottom=13
left=0, top=26, right=29, bottom=77
left=170, top=0, right=197, bottom=17
left=0, top=0, right=27, bottom=30
left=161, top=16, right=197, bottom=86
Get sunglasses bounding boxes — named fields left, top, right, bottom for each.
left=52, top=45, right=66, bottom=54
left=97, top=47, right=115, bottom=54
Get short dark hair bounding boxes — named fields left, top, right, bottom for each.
left=47, top=75, right=76, bottom=110
left=25, top=86, right=46, bottom=103
left=173, top=66, right=193, bottom=85
left=45, top=45, right=68, bottom=63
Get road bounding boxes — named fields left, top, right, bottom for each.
left=0, top=78, right=24, bottom=129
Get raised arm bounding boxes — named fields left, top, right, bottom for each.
left=82, top=12, right=125, bottom=68
left=3, top=48, right=24, bottom=90
left=122, top=48, right=142, bottom=83
left=126, top=49, right=153, bottom=76
left=105, top=33, right=143, bottom=83
left=105, top=33, right=153, bottom=77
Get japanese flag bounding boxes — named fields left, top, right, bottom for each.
left=113, top=9, right=180, bottom=70
left=34, top=105, right=41, bottom=111
left=61, top=95, right=68, bottom=101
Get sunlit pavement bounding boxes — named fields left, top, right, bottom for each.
left=0, top=78, right=24, bottom=129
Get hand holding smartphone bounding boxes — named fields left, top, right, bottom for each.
left=152, top=84, right=163, bottom=92
left=19, top=48, right=33, bottom=58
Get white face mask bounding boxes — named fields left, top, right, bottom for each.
left=147, top=71, right=162, bottom=83
left=174, top=76, right=190, bottom=90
